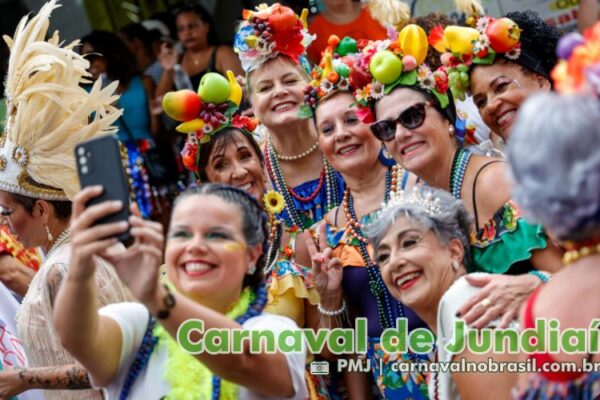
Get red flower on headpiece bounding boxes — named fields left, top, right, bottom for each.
left=232, top=114, right=259, bottom=132
left=272, top=19, right=305, bottom=63
left=355, top=105, right=374, bottom=123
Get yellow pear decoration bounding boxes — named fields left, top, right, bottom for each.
left=398, top=24, right=428, bottom=65
left=444, top=26, right=480, bottom=55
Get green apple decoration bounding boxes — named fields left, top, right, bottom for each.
left=336, top=37, right=358, bottom=56
left=369, top=50, right=403, bottom=84
left=198, top=72, right=231, bottom=104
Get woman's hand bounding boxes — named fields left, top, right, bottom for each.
left=303, top=224, right=343, bottom=303
left=457, top=273, right=540, bottom=329
left=158, top=42, right=178, bottom=71
left=99, top=212, right=164, bottom=306
left=70, top=186, right=129, bottom=281
left=0, top=368, right=26, bottom=398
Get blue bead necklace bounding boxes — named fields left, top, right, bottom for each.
left=119, top=284, right=268, bottom=400
left=449, top=148, right=472, bottom=199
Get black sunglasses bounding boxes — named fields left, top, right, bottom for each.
left=370, top=103, right=428, bottom=142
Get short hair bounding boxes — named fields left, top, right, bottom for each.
left=508, top=93, right=600, bottom=242
left=196, top=127, right=264, bottom=182
left=366, top=187, right=473, bottom=268
left=10, top=193, right=72, bottom=221
left=173, top=183, right=267, bottom=291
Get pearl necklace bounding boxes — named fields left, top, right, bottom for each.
left=46, top=229, right=70, bottom=260
left=273, top=140, right=320, bottom=161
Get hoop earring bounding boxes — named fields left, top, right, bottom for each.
left=46, top=225, right=53, bottom=242
left=378, top=145, right=396, bottom=167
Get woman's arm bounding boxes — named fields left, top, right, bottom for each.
left=0, top=364, right=92, bottom=397
left=155, top=43, right=178, bottom=97
left=215, top=45, right=244, bottom=77
left=141, top=75, right=160, bottom=137
left=0, top=254, right=34, bottom=296
left=579, top=0, right=600, bottom=32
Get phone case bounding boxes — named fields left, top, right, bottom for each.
left=75, top=135, right=132, bottom=242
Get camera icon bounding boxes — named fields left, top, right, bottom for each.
left=309, top=361, right=329, bottom=375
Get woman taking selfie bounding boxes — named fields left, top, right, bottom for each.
left=54, top=183, right=308, bottom=399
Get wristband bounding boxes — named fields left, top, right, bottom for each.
left=529, top=270, right=550, bottom=284
left=156, top=284, right=176, bottom=319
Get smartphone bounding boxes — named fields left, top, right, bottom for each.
left=75, top=135, right=132, bottom=242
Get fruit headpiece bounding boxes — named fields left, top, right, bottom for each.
left=162, top=71, right=258, bottom=174
left=552, top=22, right=600, bottom=96
left=350, top=24, right=451, bottom=123
left=234, top=3, right=314, bottom=73
left=429, top=17, right=522, bottom=100
left=300, top=35, right=366, bottom=118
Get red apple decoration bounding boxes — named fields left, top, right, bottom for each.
left=162, top=90, right=201, bottom=122
left=268, top=5, right=296, bottom=33
left=350, top=64, right=372, bottom=90
left=486, top=18, right=521, bottom=53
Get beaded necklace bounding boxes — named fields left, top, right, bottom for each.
left=264, top=138, right=339, bottom=229
left=449, top=148, right=473, bottom=199
left=119, top=284, right=268, bottom=400
left=342, top=165, right=406, bottom=329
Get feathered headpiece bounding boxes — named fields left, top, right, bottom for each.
left=429, top=16, right=522, bottom=100
left=552, top=21, right=600, bottom=96
left=349, top=24, right=450, bottom=123
left=234, top=3, right=314, bottom=73
left=162, top=71, right=258, bottom=174
left=1, top=0, right=121, bottom=201
left=300, top=35, right=366, bottom=118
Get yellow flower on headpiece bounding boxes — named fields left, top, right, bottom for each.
left=263, top=190, right=285, bottom=214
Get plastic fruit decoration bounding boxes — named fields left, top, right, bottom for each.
left=369, top=50, right=404, bottom=84
left=444, top=26, right=480, bottom=55
left=398, top=24, right=428, bottom=65
left=162, top=90, right=201, bottom=122
left=486, top=18, right=520, bottom=53
left=226, top=70, right=242, bottom=106
left=198, top=72, right=231, bottom=104
left=267, top=4, right=296, bottom=32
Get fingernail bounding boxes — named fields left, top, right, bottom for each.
left=113, top=200, right=123, bottom=206
left=455, top=311, right=461, bottom=317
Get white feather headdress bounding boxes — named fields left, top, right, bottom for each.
left=1, top=0, right=121, bottom=201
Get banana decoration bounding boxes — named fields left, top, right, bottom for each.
left=227, top=70, right=243, bottom=106
left=175, top=118, right=205, bottom=134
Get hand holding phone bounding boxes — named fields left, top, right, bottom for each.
left=75, top=135, right=132, bottom=242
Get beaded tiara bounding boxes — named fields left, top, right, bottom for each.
left=161, top=71, right=257, bottom=174
left=381, top=187, right=442, bottom=217
left=234, top=3, right=314, bottom=73
left=552, top=21, right=600, bottom=96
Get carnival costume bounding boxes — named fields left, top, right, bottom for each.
left=302, top=35, right=431, bottom=399
left=512, top=22, right=600, bottom=400
left=426, top=17, right=550, bottom=274
left=0, top=2, right=132, bottom=399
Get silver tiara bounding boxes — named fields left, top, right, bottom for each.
left=381, top=187, right=442, bottom=216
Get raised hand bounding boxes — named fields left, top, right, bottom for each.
left=303, top=223, right=343, bottom=299
left=158, top=42, right=178, bottom=71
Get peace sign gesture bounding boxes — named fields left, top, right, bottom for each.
left=303, top=223, right=344, bottom=298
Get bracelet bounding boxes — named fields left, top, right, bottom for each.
left=156, top=284, right=176, bottom=319
left=317, top=299, right=346, bottom=316
left=529, top=270, right=551, bottom=284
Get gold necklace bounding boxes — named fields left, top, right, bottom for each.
left=563, top=242, right=600, bottom=265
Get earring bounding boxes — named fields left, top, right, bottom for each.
left=452, top=260, right=459, bottom=271
left=46, top=225, right=53, bottom=242
left=378, top=145, right=396, bottom=167
left=247, top=263, right=256, bottom=275
left=448, top=126, right=455, bottom=136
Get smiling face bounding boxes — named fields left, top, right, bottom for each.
left=203, top=130, right=266, bottom=199
left=315, top=92, right=381, bottom=175
left=165, top=194, right=260, bottom=309
left=176, top=11, right=209, bottom=51
left=248, top=57, right=309, bottom=129
left=376, top=216, right=462, bottom=316
left=374, top=88, right=455, bottom=176
left=470, top=61, right=551, bottom=140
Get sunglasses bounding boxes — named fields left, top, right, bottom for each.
left=370, top=103, right=428, bottom=142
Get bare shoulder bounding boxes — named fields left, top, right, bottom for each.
left=464, top=155, right=511, bottom=225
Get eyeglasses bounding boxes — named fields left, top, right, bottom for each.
left=370, top=103, right=428, bottom=142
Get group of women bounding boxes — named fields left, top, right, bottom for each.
left=1, top=0, right=600, bottom=399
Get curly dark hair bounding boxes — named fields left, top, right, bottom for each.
left=81, top=30, right=139, bottom=87
left=502, top=10, right=560, bottom=79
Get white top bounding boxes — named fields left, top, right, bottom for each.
left=96, top=302, right=308, bottom=399
left=429, top=275, right=483, bottom=400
